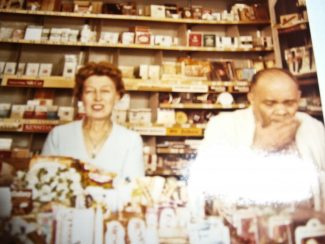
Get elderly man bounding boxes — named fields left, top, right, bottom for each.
left=191, top=68, right=325, bottom=210
left=200, top=68, right=325, bottom=170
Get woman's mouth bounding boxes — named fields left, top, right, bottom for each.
left=91, top=104, right=104, bottom=111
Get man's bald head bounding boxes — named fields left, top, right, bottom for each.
left=248, top=68, right=301, bottom=126
left=250, top=68, right=299, bottom=92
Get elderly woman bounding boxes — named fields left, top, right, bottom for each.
left=42, top=61, right=144, bottom=180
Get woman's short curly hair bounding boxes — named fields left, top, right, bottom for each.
left=75, top=61, right=125, bottom=99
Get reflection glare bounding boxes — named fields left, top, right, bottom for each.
left=188, top=146, right=319, bottom=206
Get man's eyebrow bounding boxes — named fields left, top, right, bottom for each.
left=262, top=99, right=275, bottom=102
left=262, top=98, right=297, bottom=103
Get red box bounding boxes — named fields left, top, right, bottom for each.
left=188, top=33, right=202, bottom=47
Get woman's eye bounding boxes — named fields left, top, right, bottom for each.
left=84, top=89, right=94, bottom=94
left=101, top=89, right=111, bottom=93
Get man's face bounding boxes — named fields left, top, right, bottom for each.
left=248, top=72, right=301, bottom=127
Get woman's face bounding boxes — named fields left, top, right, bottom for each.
left=81, top=75, right=120, bottom=120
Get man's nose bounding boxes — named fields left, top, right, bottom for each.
left=273, top=104, right=289, bottom=116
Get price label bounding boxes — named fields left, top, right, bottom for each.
left=23, top=123, right=54, bottom=132
left=172, top=84, right=208, bottom=93
left=202, top=104, right=214, bottom=109
left=0, top=120, right=21, bottom=131
left=167, top=127, right=202, bottom=136
left=7, top=79, right=44, bottom=87
left=211, top=86, right=226, bottom=92
left=132, top=126, right=166, bottom=136
left=234, top=86, right=249, bottom=92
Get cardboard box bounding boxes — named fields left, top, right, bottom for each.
left=120, top=32, right=135, bottom=45
left=68, top=29, right=79, bottom=42
left=150, top=5, right=165, bottom=18
left=280, top=13, right=300, bottom=26
left=23, top=103, right=35, bottom=119
left=188, top=33, right=202, bottom=47
left=3, top=62, right=16, bottom=75
left=0, top=62, right=5, bottom=74
left=41, top=0, right=61, bottom=11
left=203, top=34, right=216, bottom=47
left=148, top=65, right=160, bottom=80
left=55, top=207, right=95, bottom=244
left=157, top=109, right=175, bottom=125
left=49, top=28, right=62, bottom=42
left=137, top=64, right=148, bottom=79
left=135, top=32, right=151, bottom=45
left=0, top=138, right=13, bottom=150
left=41, top=28, right=50, bottom=41
left=47, top=105, right=58, bottom=120
left=129, top=26, right=150, bottom=33
left=39, top=63, right=53, bottom=76
left=25, top=63, right=40, bottom=76
left=99, top=32, right=119, bottom=44
left=112, top=109, right=127, bottom=123
left=128, top=108, right=152, bottom=124
left=114, top=94, right=130, bottom=110
left=0, top=103, right=11, bottom=118
left=34, top=105, right=48, bottom=119
left=192, top=5, right=202, bottom=19
left=239, top=36, right=253, bottom=49
left=61, top=2, right=74, bottom=12
left=63, top=55, right=77, bottom=77
left=24, top=25, right=43, bottom=41
left=58, top=106, right=74, bottom=121
left=11, top=147, right=30, bottom=158
left=118, top=66, right=134, bottom=78
left=10, top=105, right=26, bottom=119
left=154, top=35, right=173, bottom=46
left=60, top=28, right=71, bottom=42
left=0, top=27, right=14, bottom=39
left=74, top=0, right=92, bottom=13
left=91, top=1, right=103, bottom=14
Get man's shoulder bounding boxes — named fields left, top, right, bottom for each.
left=296, top=111, right=324, bottom=130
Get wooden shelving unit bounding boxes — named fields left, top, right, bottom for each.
left=0, top=39, right=274, bottom=53
left=1, top=75, right=75, bottom=88
left=270, top=0, right=322, bottom=121
left=159, top=103, right=248, bottom=109
left=0, top=9, right=271, bottom=25
left=0, top=0, right=273, bottom=177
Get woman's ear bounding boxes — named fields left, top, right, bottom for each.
left=114, top=93, right=121, bottom=104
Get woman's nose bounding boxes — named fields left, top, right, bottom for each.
left=94, top=90, right=102, bottom=101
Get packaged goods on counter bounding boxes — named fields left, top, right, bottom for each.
left=1, top=155, right=324, bottom=244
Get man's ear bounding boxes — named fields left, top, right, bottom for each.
left=247, top=92, right=254, bottom=104
left=298, top=89, right=302, bottom=99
